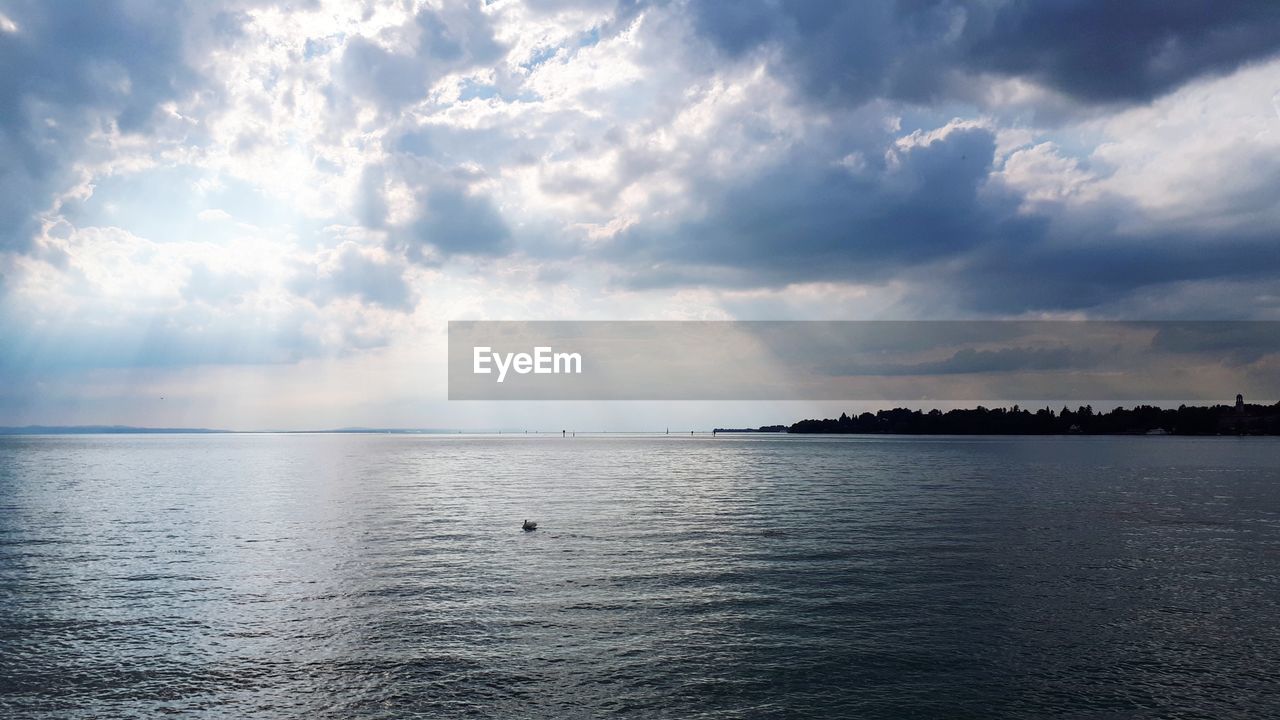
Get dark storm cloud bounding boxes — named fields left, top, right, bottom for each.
left=613, top=125, right=1041, bottom=288
left=1149, top=322, right=1280, bottom=365
left=605, top=104, right=1280, bottom=314
left=743, top=320, right=1035, bottom=359
left=946, top=231, right=1280, bottom=314
left=963, top=0, right=1280, bottom=103
left=511, top=0, right=1280, bottom=314
left=829, top=345, right=1096, bottom=377
left=0, top=1, right=203, bottom=251
left=734, top=322, right=1112, bottom=377
left=690, top=0, right=1280, bottom=106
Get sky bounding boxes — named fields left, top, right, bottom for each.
left=1, top=0, right=1279, bottom=430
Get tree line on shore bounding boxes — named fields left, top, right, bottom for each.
left=787, top=401, right=1280, bottom=435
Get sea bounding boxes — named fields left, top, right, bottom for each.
left=1, top=434, right=1278, bottom=718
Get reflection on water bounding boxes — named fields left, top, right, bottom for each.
left=1, top=434, right=1278, bottom=717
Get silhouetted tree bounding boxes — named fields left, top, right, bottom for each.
left=788, top=400, right=1279, bottom=435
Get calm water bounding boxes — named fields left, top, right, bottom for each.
left=1, top=434, right=1278, bottom=718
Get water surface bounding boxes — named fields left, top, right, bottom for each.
left=1, top=434, right=1278, bottom=717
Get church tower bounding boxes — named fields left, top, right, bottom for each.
left=1236, top=394, right=1245, bottom=414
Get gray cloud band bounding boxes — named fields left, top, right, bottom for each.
left=449, top=321, right=1280, bottom=401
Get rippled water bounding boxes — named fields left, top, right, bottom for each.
left=1, top=434, right=1278, bottom=718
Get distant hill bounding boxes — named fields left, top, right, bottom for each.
left=0, top=426, right=471, bottom=435
left=0, top=425, right=229, bottom=435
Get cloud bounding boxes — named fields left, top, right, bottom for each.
left=401, top=185, right=512, bottom=259
left=3, top=0, right=1280, bottom=425
left=197, top=208, right=233, bottom=222
left=962, top=1, right=1280, bottom=104
left=941, top=231, right=1280, bottom=316
left=0, top=220, right=414, bottom=384
left=688, top=0, right=1280, bottom=107
left=290, top=241, right=415, bottom=311
left=610, top=121, right=1038, bottom=288
left=335, top=1, right=504, bottom=113
left=1150, top=322, right=1280, bottom=365
left=831, top=345, right=1097, bottom=377
left=0, top=1, right=205, bottom=251
left=183, top=262, right=256, bottom=303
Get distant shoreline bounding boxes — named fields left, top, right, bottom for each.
left=785, top=401, right=1280, bottom=436
left=8, top=400, right=1280, bottom=437
left=0, top=426, right=231, bottom=435
left=0, top=426, right=465, bottom=436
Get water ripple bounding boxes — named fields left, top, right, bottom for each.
left=1, top=434, right=1278, bottom=717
